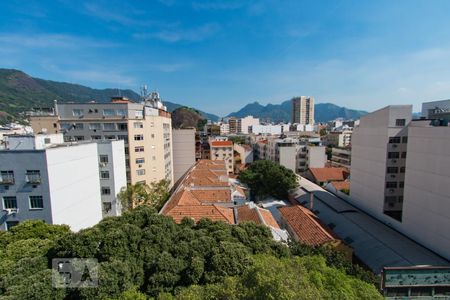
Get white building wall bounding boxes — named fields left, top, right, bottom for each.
left=172, top=129, right=196, bottom=182
left=252, top=125, right=282, bottom=135
left=279, top=146, right=297, bottom=173
left=307, top=146, right=326, bottom=168
left=402, top=125, right=450, bottom=260
left=46, top=143, right=103, bottom=231
left=240, top=116, right=260, bottom=134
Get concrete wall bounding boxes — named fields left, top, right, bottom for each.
left=402, top=125, right=450, bottom=260
left=46, top=143, right=103, bottom=231
left=279, top=146, right=297, bottom=172
left=172, top=129, right=196, bottom=183
left=307, top=146, right=326, bottom=168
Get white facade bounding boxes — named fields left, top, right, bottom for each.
left=172, top=129, right=196, bottom=183
left=350, top=104, right=450, bottom=260
left=6, top=133, right=65, bottom=150
left=240, top=116, right=260, bottom=134
left=252, top=124, right=283, bottom=135
left=421, top=99, right=450, bottom=118
left=220, top=123, right=230, bottom=135
left=0, top=139, right=126, bottom=231
left=233, top=143, right=253, bottom=165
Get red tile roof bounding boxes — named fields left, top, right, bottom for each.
left=331, top=181, right=350, bottom=191
left=278, top=205, right=336, bottom=246
left=309, top=167, right=348, bottom=182
left=237, top=204, right=280, bottom=229
left=161, top=159, right=235, bottom=224
left=211, top=140, right=233, bottom=147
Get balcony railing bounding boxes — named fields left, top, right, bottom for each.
left=25, top=174, right=41, bottom=184
left=0, top=175, right=14, bottom=185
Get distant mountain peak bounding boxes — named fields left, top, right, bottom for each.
left=227, top=100, right=367, bottom=123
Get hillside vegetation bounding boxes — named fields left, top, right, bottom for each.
left=0, top=206, right=381, bottom=300
left=0, top=69, right=219, bottom=124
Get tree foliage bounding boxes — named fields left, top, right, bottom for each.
left=238, top=160, right=298, bottom=199
left=119, top=180, right=170, bottom=211
left=0, top=207, right=380, bottom=300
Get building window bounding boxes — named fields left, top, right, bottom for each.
left=89, top=123, right=101, bottom=130
left=395, top=119, right=406, bottom=126
left=136, top=158, right=145, bottom=164
left=402, top=136, right=408, bottom=143
left=125, top=147, right=129, bottom=155
left=74, top=136, right=85, bottom=141
left=388, top=137, right=401, bottom=144
left=103, top=123, right=116, bottom=131
left=72, top=109, right=84, bottom=117
left=6, top=221, right=19, bottom=230
left=118, top=135, right=128, bottom=142
left=100, top=171, right=110, bottom=179
left=0, top=170, right=15, bottom=184
left=135, top=111, right=143, bottom=118
left=44, top=138, right=51, bottom=144
left=134, top=134, right=144, bottom=141
left=398, top=196, right=404, bottom=203
left=117, top=123, right=127, bottom=131
left=29, top=196, right=44, bottom=209
left=133, top=122, right=143, bottom=129
left=3, top=196, right=17, bottom=209
left=74, top=123, right=84, bottom=130
left=386, top=182, right=397, bottom=188
left=103, top=109, right=115, bottom=116
left=25, top=170, right=41, bottom=184
left=137, top=169, right=145, bottom=176
left=384, top=196, right=397, bottom=203
left=388, top=152, right=399, bottom=159
left=91, top=135, right=102, bottom=140
left=99, top=155, right=108, bottom=164
left=399, top=181, right=404, bottom=188
left=387, top=167, right=398, bottom=174
left=103, top=202, right=112, bottom=212
left=105, top=135, right=116, bottom=140
left=101, top=187, right=111, bottom=195
left=116, top=109, right=127, bottom=117
left=135, top=146, right=145, bottom=152
left=151, top=134, right=155, bottom=138
left=400, top=166, right=406, bottom=173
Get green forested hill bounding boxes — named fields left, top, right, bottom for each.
left=0, top=68, right=219, bottom=123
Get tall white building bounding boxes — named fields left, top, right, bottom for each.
left=240, top=116, right=260, bottom=134
left=292, top=96, right=314, bottom=125
left=0, top=134, right=126, bottom=231
left=172, top=129, right=196, bottom=183
left=350, top=104, right=450, bottom=260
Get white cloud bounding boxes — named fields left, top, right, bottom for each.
left=133, top=23, right=220, bottom=42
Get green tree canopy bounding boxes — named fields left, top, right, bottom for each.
left=238, top=160, right=298, bottom=199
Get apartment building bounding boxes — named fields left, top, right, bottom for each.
left=0, top=134, right=126, bottom=231
left=172, top=128, right=196, bottom=183
left=350, top=104, right=450, bottom=260
left=228, top=117, right=239, bottom=134
left=262, top=137, right=326, bottom=174
left=240, top=116, right=260, bottom=134
left=330, top=147, right=351, bottom=169
left=220, top=123, right=230, bottom=135
left=326, top=129, right=352, bottom=148
left=210, top=140, right=234, bottom=173
left=30, top=94, right=174, bottom=186
left=251, top=124, right=284, bottom=135
left=292, top=96, right=314, bottom=125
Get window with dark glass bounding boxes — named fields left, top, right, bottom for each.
left=29, top=196, right=43, bottom=209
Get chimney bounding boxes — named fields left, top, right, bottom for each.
left=310, top=192, right=314, bottom=210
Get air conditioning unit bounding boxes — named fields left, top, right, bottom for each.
left=3, top=208, right=19, bottom=215
left=99, top=162, right=107, bottom=168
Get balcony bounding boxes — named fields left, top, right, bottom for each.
left=25, top=174, right=42, bottom=184
left=0, top=175, right=14, bottom=185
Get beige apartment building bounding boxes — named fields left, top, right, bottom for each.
left=209, top=140, right=234, bottom=173
left=292, top=96, right=314, bottom=125
left=29, top=94, right=174, bottom=186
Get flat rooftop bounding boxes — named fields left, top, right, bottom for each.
left=293, top=177, right=449, bottom=274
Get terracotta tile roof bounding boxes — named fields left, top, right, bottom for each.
left=236, top=204, right=280, bottom=229
left=309, top=167, right=348, bottom=182
left=161, top=159, right=235, bottom=224
left=278, top=205, right=336, bottom=246
left=257, top=140, right=268, bottom=145
left=331, top=181, right=350, bottom=191
left=166, top=205, right=234, bottom=224
left=211, top=140, right=233, bottom=147
left=190, top=189, right=231, bottom=203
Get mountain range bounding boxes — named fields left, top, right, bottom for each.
left=0, top=68, right=367, bottom=124
left=226, top=101, right=367, bottom=123
left=0, top=68, right=219, bottom=123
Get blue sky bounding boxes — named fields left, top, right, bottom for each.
left=1, top=0, right=450, bottom=116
